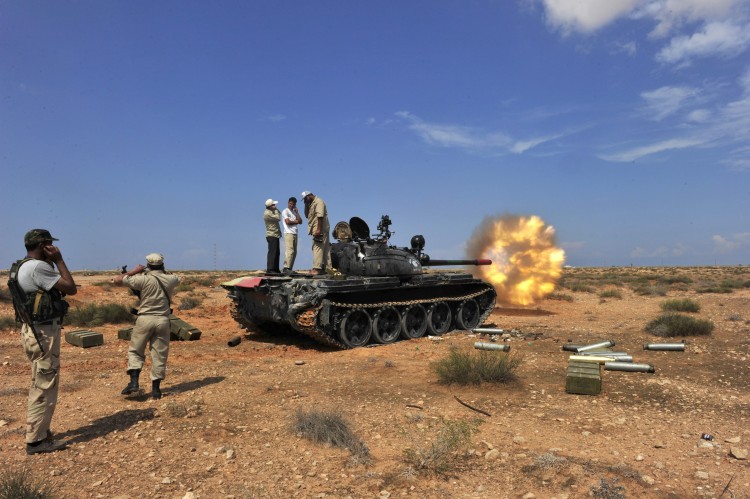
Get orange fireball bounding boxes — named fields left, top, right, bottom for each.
left=467, top=214, right=565, bottom=306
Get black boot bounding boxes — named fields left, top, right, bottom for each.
left=151, top=379, right=162, bottom=400
left=121, top=369, right=141, bottom=395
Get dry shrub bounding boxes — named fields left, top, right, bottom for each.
left=0, top=316, right=16, bottom=331
left=433, top=347, right=523, bottom=385
left=590, top=477, right=626, bottom=499
left=293, top=408, right=369, bottom=461
left=645, top=313, right=714, bottom=337
left=0, top=467, right=55, bottom=499
left=547, top=292, right=574, bottom=302
left=67, top=303, right=134, bottom=327
left=178, top=294, right=203, bottom=311
left=598, top=289, right=622, bottom=299
left=660, top=298, right=700, bottom=313
left=403, top=418, right=480, bottom=475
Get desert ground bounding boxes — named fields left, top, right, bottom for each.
left=1, top=266, right=749, bottom=498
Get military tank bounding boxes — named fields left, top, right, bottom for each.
left=223, top=215, right=497, bottom=349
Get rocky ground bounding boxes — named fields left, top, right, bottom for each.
left=0, top=266, right=749, bottom=498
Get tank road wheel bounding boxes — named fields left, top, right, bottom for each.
left=339, top=309, right=372, bottom=348
left=427, top=302, right=452, bottom=336
left=455, top=299, right=481, bottom=330
left=400, top=304, right=428, bottom=339
left=372, top=306, right=401, bottom=344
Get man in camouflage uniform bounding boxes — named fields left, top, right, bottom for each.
left=301, top=191, right=330, bottom=275
left=13, top=229, right=77, bottom=455
left=114, top=253, right=180, bottom=400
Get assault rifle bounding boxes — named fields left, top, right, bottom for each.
left=7, top=264, right=46, bottom=354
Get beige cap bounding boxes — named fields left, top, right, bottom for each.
left=146, top=253, right=164, bottom=265
left=265, top=198, right=278, bottom=207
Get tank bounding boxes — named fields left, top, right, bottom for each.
left=222, top=215, right=497, bottom=349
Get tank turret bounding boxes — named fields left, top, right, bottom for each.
left=224, top=215, right=497, bottom=349
left=331, top=215, right=491, bottom=279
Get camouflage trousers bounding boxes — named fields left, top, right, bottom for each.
left=128, top=315, right=170, bottom=380
left=312, top=231, right=330, bottom=270
left=283, top=233, right=297, bottom=270
left=21, top=321, right=61, bottom=444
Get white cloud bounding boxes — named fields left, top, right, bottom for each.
left=687, top=109, right=712, bottom=122
left=395, top=111, right=563, bottom=155
left=542, top=0, right=640, bottom=34
left=600, top=137, right=706, bottom=162
left=613, top=40, right=638, bottom=56
left=640, top=86, right=698, bottom=120
left=641, top=0, right=739, bottom=38
left=656, top=20, right=750, bottom=65
left=712, top=234, right=740, bottom=253
left=630, top=243, right=689, bottom=258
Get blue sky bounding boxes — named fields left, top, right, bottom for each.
left=1, top=0, right=749, bottom=271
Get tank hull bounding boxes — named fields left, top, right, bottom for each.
left=223, top=272, right=496, bottom=349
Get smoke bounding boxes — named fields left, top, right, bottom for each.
left=466, top=214, right=566, bottom=306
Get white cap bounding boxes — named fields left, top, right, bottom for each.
left=265, top=198, right=278, bottom=207
left=301, top=191, right=312, bottom=198
left=146, top=253, right=164, bottom=265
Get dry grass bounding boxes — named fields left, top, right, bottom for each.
left=0, top=467, right=55, bottom=499
left=66, top=303, right=134, bottom=327
left=433, top=347, right=523, bottom=385
left=645, top=313, right=714, bottom=337
left=660, top=298, right=700, bottom=313
left=293, top=408, right=369, bottom=461
left=402, top=418, right=480, bottom=475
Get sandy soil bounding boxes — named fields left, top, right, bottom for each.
left=0, top=267, right=749, bottom=498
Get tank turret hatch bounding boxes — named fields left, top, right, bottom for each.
left=349, top=217, right=370, bottom=241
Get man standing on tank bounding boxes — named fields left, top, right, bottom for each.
left=114, top=253, right=179, bottom=400
left=263, top=199, right=281, bottom=275
left=301, top=190, right=330, bottom=275
left=13, top=229, right=77, bottom=455
left=281, top=196, right=302, bottom=274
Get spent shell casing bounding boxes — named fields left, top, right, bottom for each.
left=227, top=336, right=241, bottom=347
left=643, top=343, right=685, bottom=351
left=604, top=362, right=655, bottom=373
left=562, top=344, right=583, bottom=352
left=474, top=342, right=511, bottom=352
left=472, top=328, right=504, bottom=334
left=576, top=340, right=616, bottom=353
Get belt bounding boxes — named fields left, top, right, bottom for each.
left=33, top=318, right=60, bottom=326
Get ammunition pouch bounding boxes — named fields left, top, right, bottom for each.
left=28, top=288, right=69, bottom=323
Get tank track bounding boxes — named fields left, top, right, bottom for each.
left=229, top=287, right=495, bottom=350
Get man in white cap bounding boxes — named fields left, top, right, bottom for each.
left=301, top=191, right=330, bottom=275
left=114, top=253, right=180, bottom=400
left=263, top=198, right=281, bottom=274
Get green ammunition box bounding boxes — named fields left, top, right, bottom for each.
left=65, top=330, right=104, bottom=348
left=118, top=327, right=132, bottom=341
left=169, top=314, right=202, bottom=341
left=566, top=360, right=602, bottom=395
left=117, top=317, right=201, bottom=342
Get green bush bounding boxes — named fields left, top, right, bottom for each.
left=598, top=289, right=622, bottom=299
left=433, top=348, right=523, bottom=385
left=293, top=408, right=369, bottom=459
left=660, top=299, right=700, bottom=313
left=696, top=285, right=734, bottom=294
left=0, top=467, right=55, bottom=499
left=403, top=418, right=480, bottom=475
left=66, top=303, right=135, bottom=327
left=567, top=283, right=595, bottom=293
left=645, top=313, right=714, bottom=337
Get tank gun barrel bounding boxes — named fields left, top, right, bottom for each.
left=422, top=259, right=492, bottom=267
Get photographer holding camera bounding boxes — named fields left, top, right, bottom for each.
left=113, top=253, right=179, bottom=400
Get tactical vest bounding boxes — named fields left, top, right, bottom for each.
left=8, top=258, right=69, bottom=323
